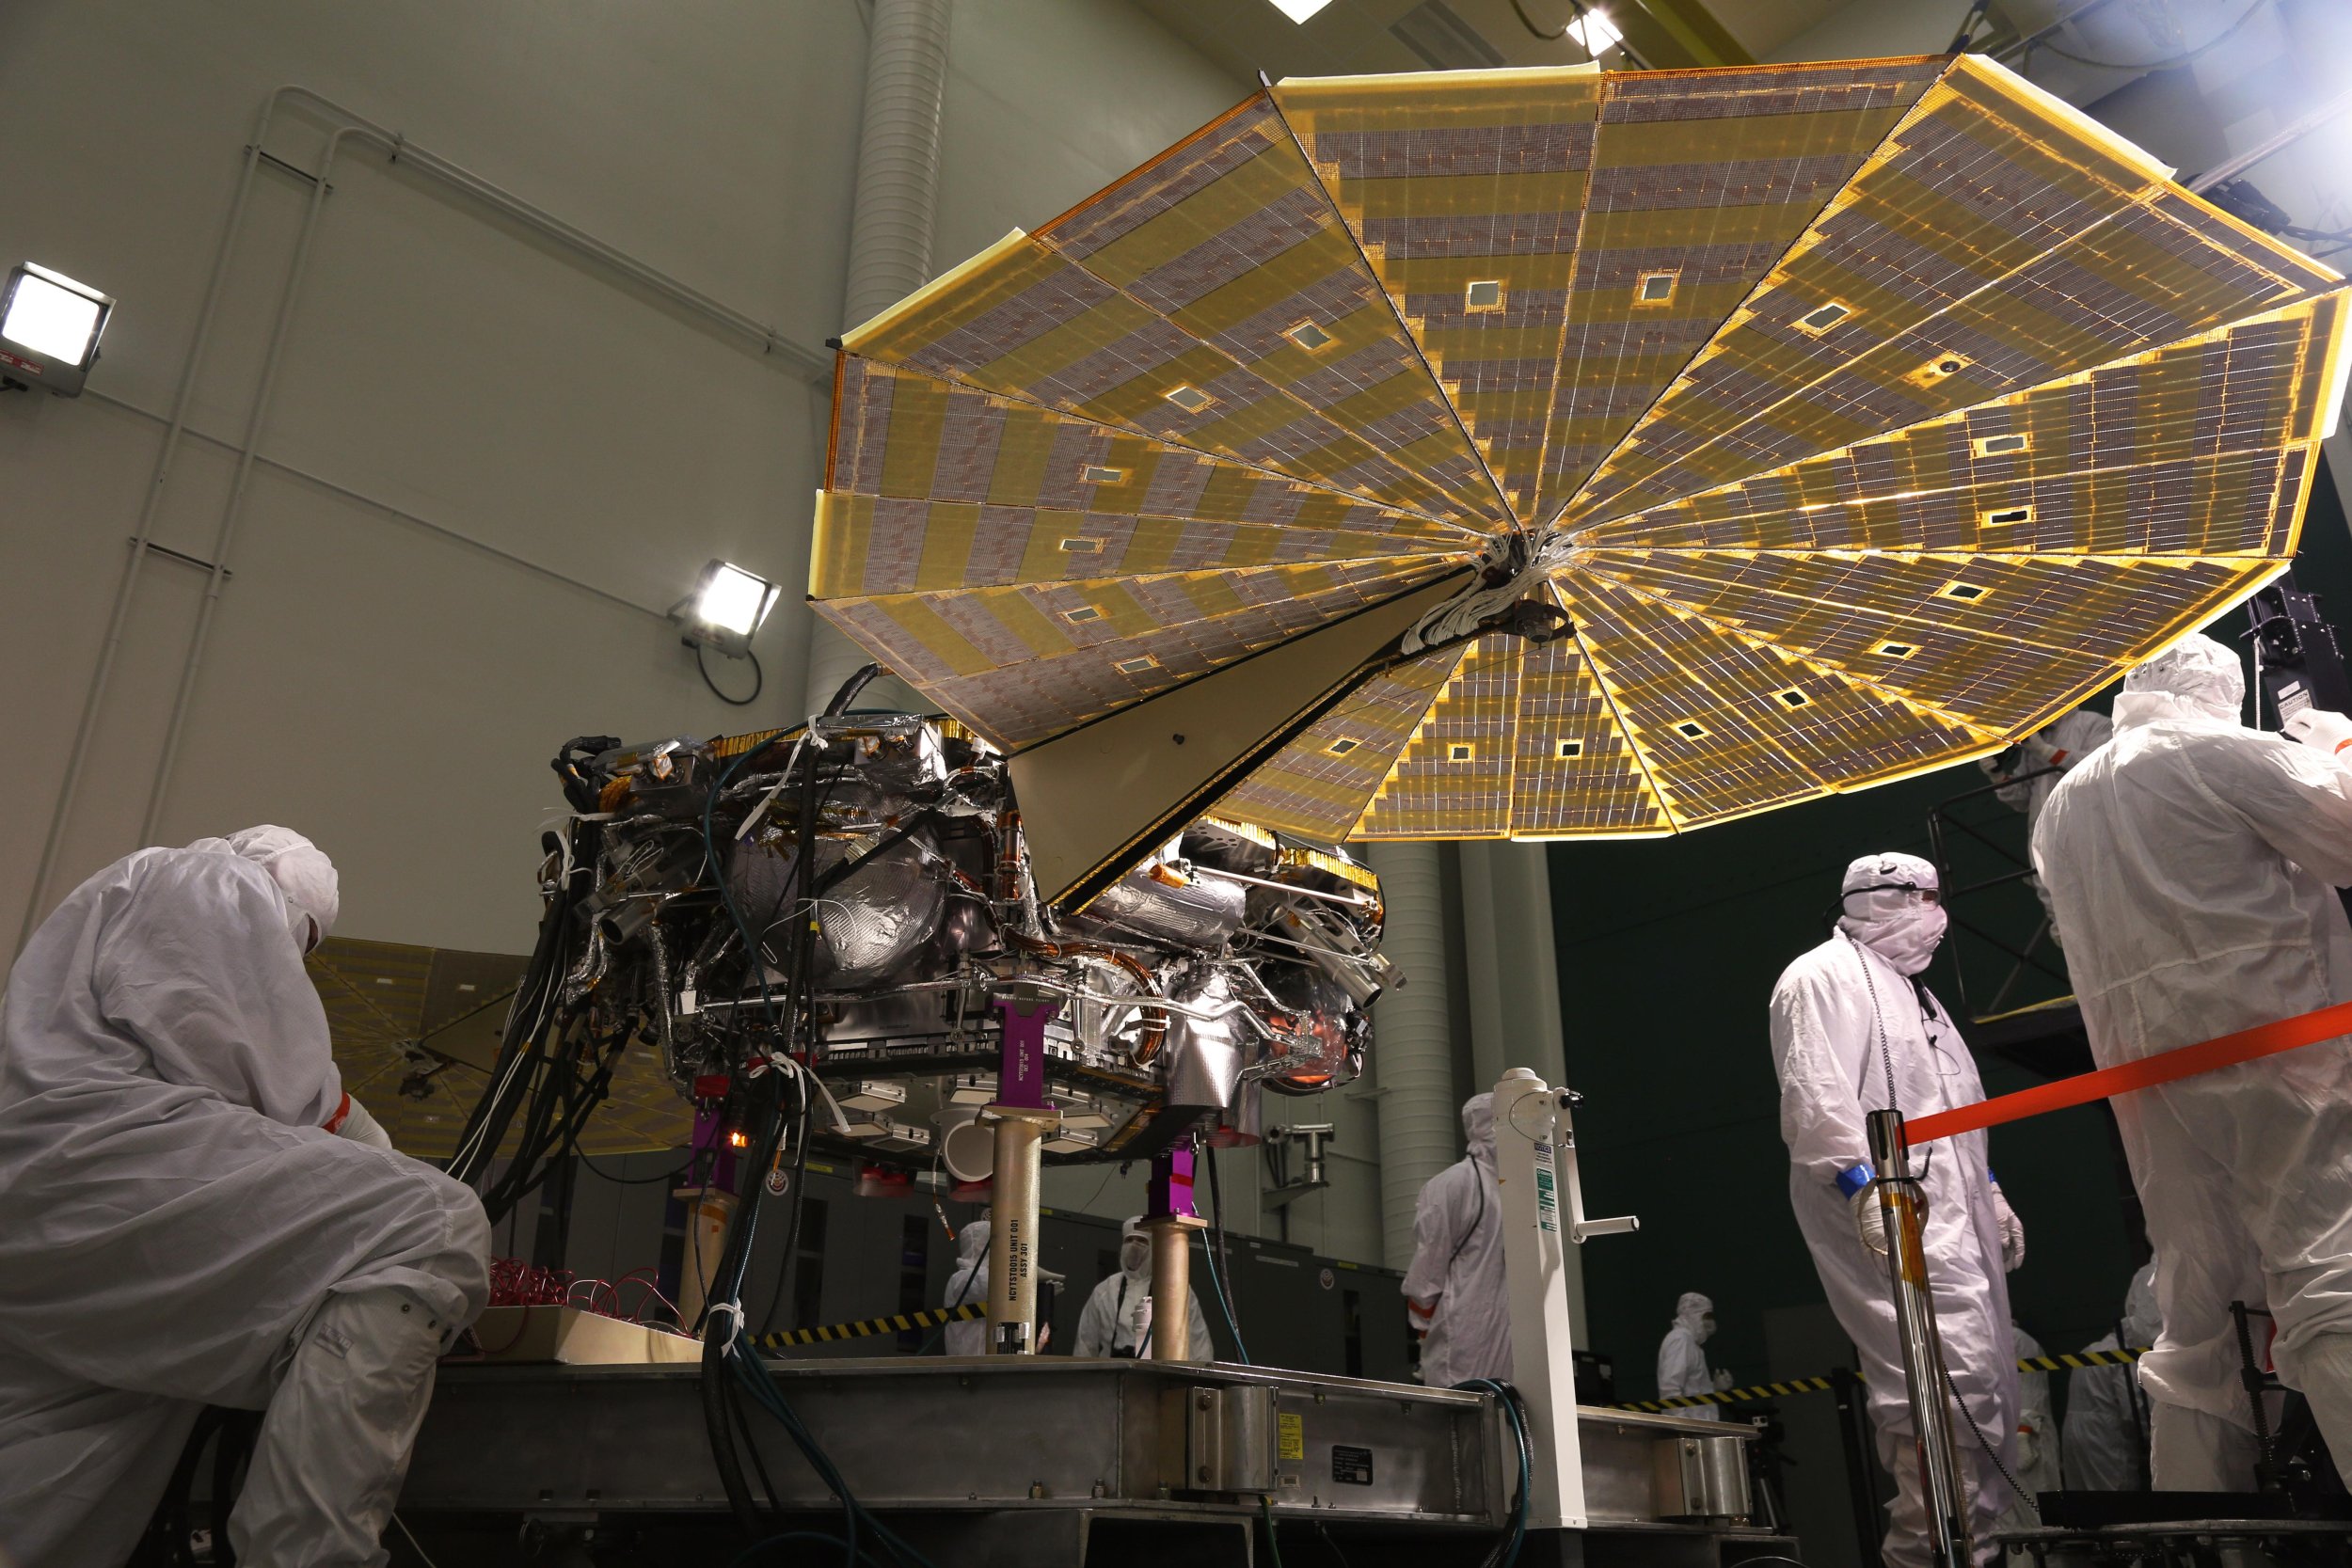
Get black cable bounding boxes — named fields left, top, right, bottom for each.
left=823, top=662, right=882, bottom=717
left=580, top=1149, right=698, bottom=1184
left=2030, top=0, right=2266, bottom=70
left=1943, top=1360, right=2038, bottom=1519
left=727, top=1369, right=788, bottom=1519
left=756, top=742, right=829, bottom=1336
left=698, top=641, right=764, bottom=706
left=1201, top=1142, right=1250, bottom=1362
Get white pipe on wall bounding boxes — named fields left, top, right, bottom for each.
left=1365, top=841, right=1460, bottom=1272
left=15, top=86, right=833, bottom=953
left=806, top=0, right=953, bottom=712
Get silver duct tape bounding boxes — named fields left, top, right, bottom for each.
left=820, top=833, right=945, bottom=983
left=1162, top=971, right=1244, bottom=1113
left=726, top=830, right=947, bottom=987
left=1071, top=867, right=1247, bottom=949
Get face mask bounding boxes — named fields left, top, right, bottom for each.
left=1843, top=902, right=1947, bottom=975
left=1698, top=1315, right=1716, bottom=1343
left=1120, top=1238, right=1150, bottom=1275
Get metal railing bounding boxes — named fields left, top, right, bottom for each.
left=1925, top=768, right=2074, bottom=1024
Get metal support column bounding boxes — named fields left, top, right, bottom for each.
left=1867, top=1108, right=1970, bottom=1567
left=985, top=990, right=1059, bottom=1354
left=1143, top=1144, right=1208, bottom=1362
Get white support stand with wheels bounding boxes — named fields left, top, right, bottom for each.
left=1493, top=1066, right=1641, bottom=1530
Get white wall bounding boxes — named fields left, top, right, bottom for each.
left=4, top=1, right=1441, bottom=1265
left=0, top=0, right=1242, bottom=958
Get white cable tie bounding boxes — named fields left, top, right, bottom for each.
left=735, top=735, right=808, bottom=841
left=708, top=1298, right=746, bottom=1354
left=803, top=1064, right=855, bottom=1137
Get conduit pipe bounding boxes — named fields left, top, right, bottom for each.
left=17, top=86, right=831, bottom=953
left=1366, top=842, right=1461, bottom=1271
left=806, top=0, right=953, bottom=710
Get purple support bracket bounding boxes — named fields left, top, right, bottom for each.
left=693, top=1103, right=739, bottom=1196
left=992, top=990, right=1058, bottom=1110
left=1145, top=1144, right=1198, bottom=1222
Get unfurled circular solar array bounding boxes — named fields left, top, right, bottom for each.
left=812, top=55, right=2349, bottom=844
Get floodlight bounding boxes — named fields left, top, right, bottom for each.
left=0, top=262, right=114, bottom=397
left=1565, top=8, right=1622, bottom=54
left=672, top=560, right=780, bottom=657
left=1267, top=0, right=1335, bottom=20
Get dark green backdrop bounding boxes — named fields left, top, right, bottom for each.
left=1549, top=461, right=2352, bottom=1402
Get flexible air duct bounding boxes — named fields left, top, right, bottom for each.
left=807, top=0, right=953, bottom=710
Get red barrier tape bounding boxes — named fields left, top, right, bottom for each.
left=1910, top=997, right=2352, bottom=1144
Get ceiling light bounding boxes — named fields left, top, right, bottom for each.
left=672, top=560, right=781, bottom=659
left=1268, top=0, right=1336, bottom=21
left=1565, top=8, right=1622, bottom=54
left=0, top=262, right=114, bottom=397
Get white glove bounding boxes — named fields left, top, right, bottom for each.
left=2283, top=708, right=2352, bottom=756
left=2016, top=1423, right=2042, bottom=1472
left=332, top=1094, right=395, bottom=1152
left=1711, top=1369, right=1735, bottom=1393
left=1991, top=1180, right=2025, bottom=1273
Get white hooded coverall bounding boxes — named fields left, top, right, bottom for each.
left=1657, top=1291, right=1724, bottom=1419
left=943, top=1220, right=990, bottom=1355
left=1769, top=852, right=2019, bottom=1568
left=2064, top=1264, right=2160, bottom=1491
left=1402, top=1093, right=1513, bottom=1389
left=1073, top=1218, right=1212, bottom=1360
left=1998, top=1321, right=2062, bottom=1533
left=2033, top=631, right=2352, bottom=1489
left=0, top=831, right=491, bottom=1568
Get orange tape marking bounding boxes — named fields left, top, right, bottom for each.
left=1911, top=998, right=2352, bottom=1143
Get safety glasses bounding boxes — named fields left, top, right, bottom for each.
left=1841, top=881, right=1940, bottom=908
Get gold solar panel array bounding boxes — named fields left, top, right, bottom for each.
left=814, top=53, right=2351, bottom=846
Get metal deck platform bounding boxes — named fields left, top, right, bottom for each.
left=398, top=1357, right=1798, bottom=1565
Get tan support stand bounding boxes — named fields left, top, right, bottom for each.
left=982, top=1103, right=1060, bottom=1354
left=678, top=1189, right=738, bottom=1331
left=1146, top=1213, right=1208, bottom=1361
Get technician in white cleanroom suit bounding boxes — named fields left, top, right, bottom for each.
left=2064, top=1263, right=2160, bottom=1491
left=1402, top=1093, right=1513, bottom=1388
left=1770, top=852, right=2022, bottom=1568
left=1073, top=1217, right=1211, bottom=1360
left=2034, top=631, right=2352, bottom=1489
left=1656, top=1291, right=1733, bottom=1419
left=1998, top=1320, right=2063, bottom=1533
left=1982, top=705, right=2113, bottom=934
left=0, top=829, right=491, bottom=1568
left=942, top=1220, right=990, bottom=1355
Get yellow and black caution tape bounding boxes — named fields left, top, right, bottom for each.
left=1624, top=1376, right=1837, bottom=1414
left=1618, top=1347, right=2146, bottom=1415
left=755, top=1302, right=983, bottom=1350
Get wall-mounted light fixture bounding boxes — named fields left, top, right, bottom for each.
left=672, top=559, right=781, bottom=705
left=0, top=262, right=114, bottom=397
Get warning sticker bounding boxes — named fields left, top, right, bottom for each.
left=1278, top=1412, right=1305, bottom=1461
left=1332, top=1445, right=1375, bottom=1485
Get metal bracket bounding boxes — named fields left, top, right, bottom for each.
left=131, top=537, right=230, bottom=578
left=1551, top=1088, right=1639, bottom=1244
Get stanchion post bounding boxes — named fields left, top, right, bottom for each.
left=984, top=989, right=1061, bottom=1354
left=1143, top=1143, right=1207, bottom=1362
left=1866, top=1108, right=1971, bottom=1566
